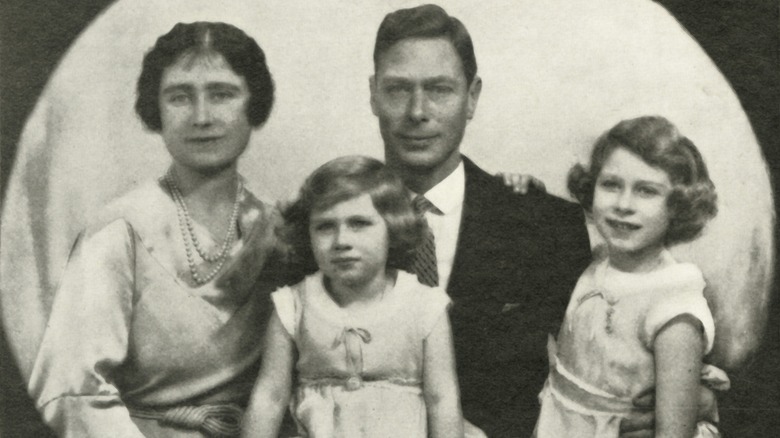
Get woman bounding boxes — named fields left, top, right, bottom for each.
left=28, top=22, right=290, bottom=437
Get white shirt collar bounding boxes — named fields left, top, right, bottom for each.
left=417, top=160, right=465, bottom=215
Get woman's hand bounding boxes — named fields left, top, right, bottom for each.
left=495, top=172, right=547, bottom=194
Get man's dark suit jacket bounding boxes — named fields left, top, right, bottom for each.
left=451, top=156, right=592, bottom=437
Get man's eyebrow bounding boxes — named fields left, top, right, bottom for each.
left=380, top=75, right=457, bottom=84
left=378, top=75, right=410, bottom=83
left=423, top=76, right=458, bottom=84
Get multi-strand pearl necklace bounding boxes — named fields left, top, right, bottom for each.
left=164, top=170, right=242, bottom=285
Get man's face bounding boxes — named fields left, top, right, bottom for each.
left=371, top=37, right=481, bottom=176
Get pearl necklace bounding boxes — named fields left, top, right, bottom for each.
left=164, top=170, right=242, bottom=285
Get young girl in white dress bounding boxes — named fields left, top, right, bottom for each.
left=242, top=156, right=471, bottom=438
left=534, top=116, right=729, bottom=437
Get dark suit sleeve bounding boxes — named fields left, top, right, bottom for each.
left=530, top=190, right=592, bottom=334
left=500, top=190, right=590, bottom=435
left=484, top=181, right=591, bottom=335
left=454, top=170, right=591, bottom=436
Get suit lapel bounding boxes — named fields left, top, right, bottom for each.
left=447, top=157, right=499, bottom=298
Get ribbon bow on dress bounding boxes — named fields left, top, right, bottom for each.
left=333, top=327, right=372, bottom=390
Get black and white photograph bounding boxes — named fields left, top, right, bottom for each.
left=1, top=1, right=777, bottom=436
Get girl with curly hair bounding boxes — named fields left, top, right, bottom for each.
left=242, top=156, right=476, bottom=438
left=534, top=116, right=728, bottom=437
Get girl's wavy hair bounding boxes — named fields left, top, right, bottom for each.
left=568, top=116, right=718, bottom=245
left=281, top=155, right=424, bottom=272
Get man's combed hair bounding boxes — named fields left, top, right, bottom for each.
left=136, top=21, right=275, bottom=131
left=374, top=4, right=478, bottom=85
left=568, top=115, right=718, bottom=245
left=282, top=155, right=424, bottom=272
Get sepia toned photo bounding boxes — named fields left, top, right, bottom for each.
left=1, top=1, right=777, bottom=436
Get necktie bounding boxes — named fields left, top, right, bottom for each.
left=412, top=195, right=440, bottom=287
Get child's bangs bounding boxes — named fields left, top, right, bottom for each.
left=309, top=177, right=372, bottom=213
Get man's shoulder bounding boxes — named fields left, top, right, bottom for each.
left=461, top=156, right=583, bottom=223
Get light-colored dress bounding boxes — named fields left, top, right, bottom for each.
left=28, top=178, right=282, bottom=438
left=534, top=252, right=728, bottom=437
left=272, top=270, right=452, bottom=438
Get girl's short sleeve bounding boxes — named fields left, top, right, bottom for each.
left=642, top=265, right=715, bottom=354
left=419, top=287, right=452, bottom=338
left=271, top=286, right=301, bottom=338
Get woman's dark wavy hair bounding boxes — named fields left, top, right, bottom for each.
left=568, top=116, right=718, bottom=245
left=135, top=21, right=274, bottom=131
left=282, top=155, right=424, bottom=272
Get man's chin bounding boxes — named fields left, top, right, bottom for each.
left=389, top=151, right=439, bottom=170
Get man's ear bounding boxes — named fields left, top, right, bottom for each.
left=467, top=76, right=482, bottom=120
left=369, top=75, right=378, bottom=116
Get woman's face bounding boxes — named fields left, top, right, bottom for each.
left=159, top=52, right=252, bottom=174
left=592, top=147, right=672, bottom=261
left=309, top=193, right=390, bottom=289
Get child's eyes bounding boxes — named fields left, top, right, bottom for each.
left=311, top=219, right=374, bottom=232
left=598, top=179, right=620, bottom=190
left=313, top=222, right=335, bottom=232
left=348, top=219, right=373, bottom=229
left=636, top=186, right=660, bottom=197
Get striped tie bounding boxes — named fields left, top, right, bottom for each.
left=412, top=195, right=440, bottom=287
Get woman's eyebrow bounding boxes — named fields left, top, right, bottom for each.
left=205, top=82, right=243, bottom=91
left=160, top=82, right=242, bottom=94
left=160, top=83, right=193, bottom=94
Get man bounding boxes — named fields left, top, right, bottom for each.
left=369, top=5, right=592, bottom=436
left=369, top=5, right=725, bottom=437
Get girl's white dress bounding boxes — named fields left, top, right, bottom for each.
left=272, top=270, right=478, bottom=438
left=534, top=252, right=728, bottom=437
